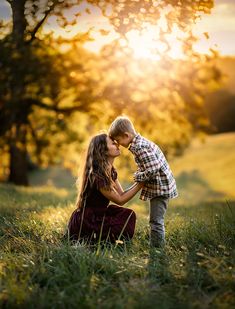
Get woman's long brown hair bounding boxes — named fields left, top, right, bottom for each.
left=76, top=133, right=113, bottom=209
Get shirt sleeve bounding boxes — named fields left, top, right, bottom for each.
left=134, top=147, right=161, bottom=182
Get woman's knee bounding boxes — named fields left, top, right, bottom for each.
left=128, top=208, right=136, bottom=218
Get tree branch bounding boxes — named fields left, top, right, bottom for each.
left=31, top=100, right=84, bottom=115
left=26, top=1, right=56, bottom=45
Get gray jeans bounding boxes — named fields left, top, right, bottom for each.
left=149, top=196, right=169, bottom=247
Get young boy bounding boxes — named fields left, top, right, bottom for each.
left=109, top=116, right=178, bottom=248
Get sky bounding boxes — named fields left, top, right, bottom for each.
left=0, top=0, right=235, bottom=56
left=193, top=0, right=235, bottom=55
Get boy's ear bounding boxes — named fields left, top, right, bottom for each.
left=125, top=132, right=134, bottom=139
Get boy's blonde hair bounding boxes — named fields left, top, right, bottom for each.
left=109, top=116, right=136, bottom=138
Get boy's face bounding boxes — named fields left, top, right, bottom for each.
left=114, top=133, right=133, bottom=148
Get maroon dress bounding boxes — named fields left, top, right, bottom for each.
left=68, top=167, right=136, bottom=243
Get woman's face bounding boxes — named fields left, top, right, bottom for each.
left=106, top=136, right=120, bottom=158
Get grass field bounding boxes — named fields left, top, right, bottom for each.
left=0, top=133, right=235, bottom=308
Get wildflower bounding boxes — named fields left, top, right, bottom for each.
left=196, top=252, right=204, bottom=257
left=218, top=245, right=226, bottom=250
left=115, top=240, right=124, bottom=245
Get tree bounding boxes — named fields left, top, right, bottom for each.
left=0, top=0, right=98, bottom=185
left=0, top=0, right=220, bottom=185
left=205, top=90, right=235, bottom=133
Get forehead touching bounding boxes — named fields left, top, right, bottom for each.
left=114, top=135, right=129, bottom=146
left=111, top=134, right=123, bottom=141
left=107, top=135, right=117, bottom=144
left=108, top=135, right=121, bottom=145
left=106, top=135, right=112, bottom=143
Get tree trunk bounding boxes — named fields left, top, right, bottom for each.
left=8, top=124, right=28, bottom=186
left=7, top=0, right=29, bottom=186
left=12, top=0, right=27, bottom=45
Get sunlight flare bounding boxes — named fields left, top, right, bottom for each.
left=125, top=22, right=187, bottom=60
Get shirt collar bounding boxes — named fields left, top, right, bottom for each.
left=128, top=133, right=141, bottom=153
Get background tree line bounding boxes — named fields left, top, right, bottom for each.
left=205, top=56, right=235, bottom=134
left=1, top=0, right=232, bottom=186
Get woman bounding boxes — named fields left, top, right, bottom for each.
left=68, top=133, right=142, bottom=243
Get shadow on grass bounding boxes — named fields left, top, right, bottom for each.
left=0, top=183, right=76, bottom=251
left=127, top=170, right=229, bottom=220
left=147, top=250, right=222, bottom=308
left=29, top=166, right=76, bottom=189
left=144, top=240, right=233, bottom=307
left=140, top=199, right=235, bottom=308
left=175, top=170, right=226, bottom=205
left=168, top=199, right=235, bottom=225
left=0, top=184, right=76, bottom=244
left=0, top=183, right=76, bottom=212
left=145, top=249, right=185, bottom=308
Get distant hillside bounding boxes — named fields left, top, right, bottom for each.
left=170, top=132, right=235, bottom=205
left=216, top=56, right=235, bottom=94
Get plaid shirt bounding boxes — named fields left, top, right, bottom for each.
left=129, top=134, right=178, bottom=201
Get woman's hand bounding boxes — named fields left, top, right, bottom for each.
left=100, top=180, right=143, bottom=206
left=136, top=182, right=145, bottom=188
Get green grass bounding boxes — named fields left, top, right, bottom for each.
left=1, top=133, right=235, bottom=308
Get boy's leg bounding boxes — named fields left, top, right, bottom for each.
left=149, top=196, right=169, bottom=248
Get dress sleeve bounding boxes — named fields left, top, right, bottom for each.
left=94, top=173, right=109, bottom=189
left=94, top=168, right=117, bottom=189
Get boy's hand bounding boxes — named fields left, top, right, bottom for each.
left=133, top=171, right=140, bottom=182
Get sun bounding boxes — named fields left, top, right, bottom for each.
left=125, top=23, right=186, bottom=61
left=126, top=26, right=162, bottom=61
